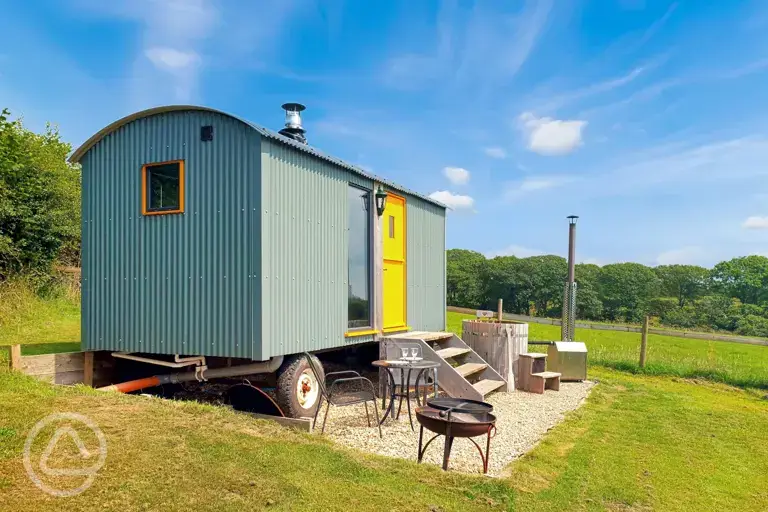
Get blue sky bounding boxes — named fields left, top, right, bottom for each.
left=3, top=0, right=768, bottom=268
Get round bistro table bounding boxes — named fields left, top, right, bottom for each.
left=372, top=359, right=440, bottom=431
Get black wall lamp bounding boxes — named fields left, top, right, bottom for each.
left=375, top=186, right=388, bottom=216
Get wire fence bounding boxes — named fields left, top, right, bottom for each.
left=447, top=306, right=768, bottom=347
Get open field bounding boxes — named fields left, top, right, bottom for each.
left=3, top=305, right=767, bottom=390
left=508, top=368, right=768, bottom=511
left=1, top=365, right=766, bottom=511
left=2, top=302, right=767, bottom=509
left=449, top=312, right=768, bottom=390
left=2, top=302, right=767, bottom=390
left=0, top=281, right=80, bottom=367
left=447, top=306, right=768, bottom=345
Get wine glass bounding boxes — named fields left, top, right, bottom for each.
left=410, top=347, right=419, bottom=359
left=400, top=347, right=409, bottom=360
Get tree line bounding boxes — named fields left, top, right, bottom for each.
left=0, top=109, right=80, bottom=282
left=448, top=249, right=768, bottom=337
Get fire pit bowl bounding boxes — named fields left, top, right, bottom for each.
left=416, top=407, right=496, bottom=438
left=426, top=397, right=494, bottom=422
left=415, top=398, right=497, bottom=473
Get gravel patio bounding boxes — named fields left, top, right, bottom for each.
left=314, top=380, right=596, bottom=476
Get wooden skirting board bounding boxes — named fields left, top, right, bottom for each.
left=7, top=346, right=113, bottom=387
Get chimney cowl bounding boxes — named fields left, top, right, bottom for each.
left=278, top=102, right=307, bottom=144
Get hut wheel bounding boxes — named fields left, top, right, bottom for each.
left=276, top=354, right=324, bottom=418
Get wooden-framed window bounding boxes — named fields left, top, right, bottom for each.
left=142, top=160, right=185, bottom=215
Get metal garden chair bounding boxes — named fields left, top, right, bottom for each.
left=305, top=353, right=382, bottom=438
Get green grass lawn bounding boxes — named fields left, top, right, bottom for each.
left=2, top=302, right=768, bottom=510
left=1, top=366, right=766, bottom=511
left=448, top=312, right=768, bottom=390
left=0, top=370, right=511, bottom=512
left=0, top=296, right=79, bottom=346
left=509, top=368, right=768, bottom=511
left=0, top=281, right=81, bottom=366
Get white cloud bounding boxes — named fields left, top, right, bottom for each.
left=428, top=190, right=474, bottom=210
left=75, top=0, right=219, bottom=104
left=583, top=57, right=768, bottom=120
left=484, top=147, right=507, bottom=159
left=656, top=246, right=704, bottom=265
left=518, top=178, right=563, bottom=191
left=477, top=0, right=553, bottom=82
left=442, top=166, right=470, bottom=185
left=743, top=216, right=768, bottom=229
left=145, top=47, right=200, bottom=70
left=76, top=0, right=297, bottom=105
left=504, top=175, right=574, bottom=201
left=599, top=137, right=768, bottom=194
left=519, top=112, right=587, bottom=155
left=382, top=54, right=443, bottom=90
left=632, top=2, right=679, bottom=50
left=486, top=245, right=544, bottom=258
left=382, top=0, right=552, bottom=92
left=536, top=66, right=649, bottom=112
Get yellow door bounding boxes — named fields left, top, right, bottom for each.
left=383, top=194, right=406, bottom=330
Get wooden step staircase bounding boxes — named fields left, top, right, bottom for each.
left=519, top=353, right=561, bottom=394
left=380, top=331, right=507, bottom=401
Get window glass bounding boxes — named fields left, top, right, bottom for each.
left=146, top=162, right=181, bottom=212
left=348, top=186, right=371, bottom=328
left=389, top=215, right=395, bottom=238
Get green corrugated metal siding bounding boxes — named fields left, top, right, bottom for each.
left=259, top=138, right=373, bottom=358
left=71, top=106, right=446, bottom=210
left=81, top=111, right=260, bottom=359
left=406, top=199, right=446, bottom=331
left=259, top=137, right=446, bottom=358
left=79, top=106, right=446, bottom=361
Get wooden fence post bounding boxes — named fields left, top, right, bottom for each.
left=83, top=351, right=94, bottom=387
left=10, top=344, right=21, bottom=371
left=497, top=299, right=503, bottom=322
left=639, top=316, right=649, bottom=368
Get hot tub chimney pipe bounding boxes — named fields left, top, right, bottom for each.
left=562, top=215, right=578, bottom=341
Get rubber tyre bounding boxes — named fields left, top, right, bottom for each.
left=276, top=354, right=324, bottom=418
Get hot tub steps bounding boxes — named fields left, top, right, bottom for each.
left=455, top=362, right=487, bottom=377
left=529, top=371, right=561, bottom=394
left=435, top=347, right=471, bottom=359
left=519, top=353, right=562, bottom=394
left=381, top=331, right=508, bottom=401
left=473, top=378, right=505, bottom=396
left=395, top=331, right=454, bottom=342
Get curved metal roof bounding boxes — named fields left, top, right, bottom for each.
left=70, top=105, right=446, bottom=209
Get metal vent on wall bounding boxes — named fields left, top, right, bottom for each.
left=201, top=125, right=213, bottom=141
